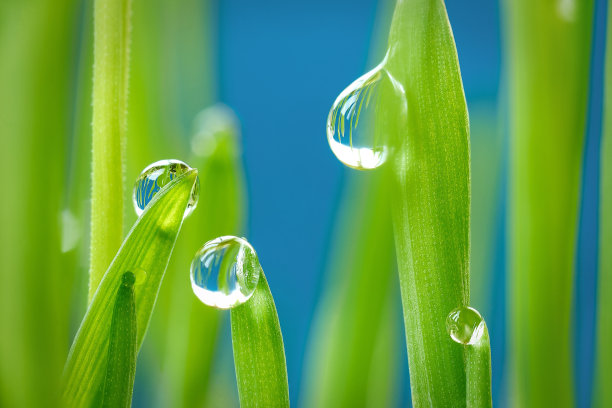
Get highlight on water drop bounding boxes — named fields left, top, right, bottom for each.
left=326, top=57, right=406, bottom=170
left=446, top=306, right=486, bottom=345
left=191, top=104, right=240, bottom=157
left=132, top=159, right=200, bottom=218
left=190, top=235, right=262, bottom=309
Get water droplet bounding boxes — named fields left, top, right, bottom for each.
left=446, top=306, right=486, bottom=345
left=132, top=159, right=200, bottom=218
left=190, top=235, right=261, bottom=309
left=327, top=57, right=405, bottom=170
left=128, top=267, right=147, bottom=286
left=191, top=104, right=240, bottom=157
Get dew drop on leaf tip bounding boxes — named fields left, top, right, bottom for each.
left=132, top=159, right=200, bottom=218
left=190, top=235, right=262, bottom=310
left=446, top=306, right=486, bottom=345
left=326, top=56, right=406, bottom=171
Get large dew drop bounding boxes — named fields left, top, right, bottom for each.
left=132, top=159, right=199, bottom=218
left=190, top=236, right=262, bottom=309
left=446, top=306, right=486, bottom=345
left=327, top=58, right=404, bottom=170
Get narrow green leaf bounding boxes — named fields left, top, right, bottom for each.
left=302, top=171, right=400, bottom=407
left=0, top=0, right=81, bottom=405
left=101, top=272, right=137, bottom=408
left=89, top=0, right=133, bottom=302
left=63, top=170, right=198, bottom=407
left=230, top=273, right=289, bottom=407
left=503, top=1, right=594, bottom=405
left=466, top=325, right=492, bottom=408
left=594, top=2, right=612, bottom=405
left=382, top=0, right=470, bottom=405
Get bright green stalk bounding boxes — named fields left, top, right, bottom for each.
left=467, top=325, right=492, bottom=408
left=230, top=274, right=289, bottom=407
left=503, top=1, right=594, bottom=405
left=0, top=0, right=80, bottom=405
left=302, top=170, right=399, bottom=407
left=101, top=272, right=137, bottom=408
left=89, top=0, right=132, bottom=302
left=594, top=3, right=612, bottom=405
left=383, top=0, right=471, bottom=405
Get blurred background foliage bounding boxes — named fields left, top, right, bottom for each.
left=0, top=0, right=608, bottom=406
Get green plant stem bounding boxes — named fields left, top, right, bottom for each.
left=101, top=272, right=137, bottom=408
left=383, top=0, right=471, bottom=405
left=466, top=325, right=492, bottom=408
left=230, top=273, right=289, bottom=407
left=503, top=1, right=594, bottom=406
left=594, top=2, right=612, bottom=405
left=89, top=0, right=132, bottom=302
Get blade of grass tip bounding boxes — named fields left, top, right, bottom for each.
left=503, top=1, right=594, bottom=406
left=0, top=0, right=81, bottom=405
left=231, top=273, right=289, bottom=407
left=156, top=120, right=246, bottom=407
left=301, top=170, right=399, bottom=408
left=101, top=272, right=137, bottom=408
left=89, top=0, right=132, bottom=302
left=594, top=2, right=612, bottom=405
left=466, top=324, right=492, bottom=408
left=62, top=171, right=198, bottom=407
left=382, top=0, right=471, bottom=405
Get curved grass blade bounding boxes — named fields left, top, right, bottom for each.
left=503, top=1, right=594, bottom=405
left=594, top=2, right=612, bottom=405
left=89, top=0, right=132, bottom=302
left=101, top=272, right=137, bottom=408
left=466, top=324, right=492, bottom=408
left=382, top=0, right=471, bottom=405
left=230, top=273, right=289, bottom=407
left=62, top=170, right=198, bottom=407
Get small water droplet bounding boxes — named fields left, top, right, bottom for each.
left=128, top=267, right=147, bottom=286
left=132, top=159, right=200, bottom=218
left=327, top=57, right=405, bottom=170
left=446, top=306, right=485, bottom=345
left=190, top=235, right=261, bottom=309
left=191, top=104, right=240, bottom=157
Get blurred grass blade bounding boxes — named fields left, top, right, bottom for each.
left=63, top=170, right=198, bottom=407
left=302, top=170, right=400, bottom=407
left=383, top=0, right=471, bottom=405
left=467, top=325, right=492, bottom=408
left=503, top=1, right=594, bottom=405
left=230, top=273, right=289, bottom=407
left=156, top=113, right=246, bottom=407
left=101, top=272, right=137, bottom=408
left=0, top=0, right=81, bottom=405
left=89, top=0, right=132, bottom=302
left=595, top=3, right=612, bottom=405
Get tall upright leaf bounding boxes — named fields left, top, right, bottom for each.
left=503, top=1, right=594, bottom=405
left=383, top=0, right=471, bottom=405
left=89, top=0, right=132, bottom=301
left=0, top=0, right=80, bottom=405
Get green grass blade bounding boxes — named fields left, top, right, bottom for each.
left=89, top=0, right=132, bottom=302
left=230, top=273, right=289, bottom=407
left=101, top=272, right=137, bottom=408
left=302, top=171, right=399, bottom=407
left=594, top=2, right=612, bottom=405
left=0, top=0, right=81, bottom=405
left=382, top=0, right=471, bottom=405
left=63, top=170, right=198, bottom=407
left=503, top=1, right=594, bottom=405
left=467, top=325, right=492, bottom=408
